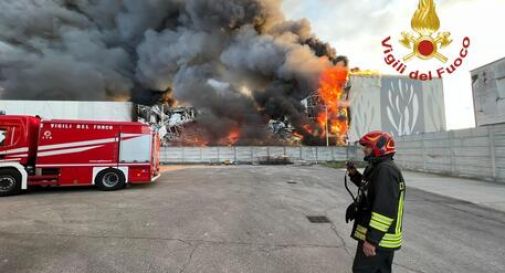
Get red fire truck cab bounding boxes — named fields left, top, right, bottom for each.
left=0, top=115, right=161, bottom=196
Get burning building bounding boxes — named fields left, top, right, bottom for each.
left=301, top=67, right=351, bottom=146
left=0, top=1, right=446, bottom=146
left=137, top=65, right=352, bottom=147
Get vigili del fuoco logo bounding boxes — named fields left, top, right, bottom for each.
left=381, top=0, right=470, bottom=81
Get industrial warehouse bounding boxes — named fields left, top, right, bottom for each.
left=0, top=1, right=505, bottom=273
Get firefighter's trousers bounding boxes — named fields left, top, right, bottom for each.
left=352, top=242, right=395, bottom=273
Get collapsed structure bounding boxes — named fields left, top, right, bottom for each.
left=137, top=65, right=352, bottom=146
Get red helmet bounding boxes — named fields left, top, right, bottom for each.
left=359, top=130, right=396, bottom=157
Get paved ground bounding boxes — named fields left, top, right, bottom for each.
left=1, top=166, right=505, bottom=273
left=402, top=171, right=505, bottom=213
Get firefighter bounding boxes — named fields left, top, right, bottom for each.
left=345, top=130, right=406, bottom=273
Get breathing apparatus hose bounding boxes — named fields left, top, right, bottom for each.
left=344, top=170, right=358, bottom=203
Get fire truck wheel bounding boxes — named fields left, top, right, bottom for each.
left=0, top=169, right=22, bottom=197
left=95, top=168, right=126, bottom=191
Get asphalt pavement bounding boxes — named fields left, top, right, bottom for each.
left=0, top=165, right=504, bottom=273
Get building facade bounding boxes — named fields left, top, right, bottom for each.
left=472, top=57, right=505, bottom=127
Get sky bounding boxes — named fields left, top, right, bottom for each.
left=282, top=0, right=505, bottom=130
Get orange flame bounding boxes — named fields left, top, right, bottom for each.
left=317, top=66, right=350, bottom=145
left=303, top=124, right=313, bottom=135
left=225, top=128, right=240, bottom=146
left=293, top=131, right=304, bottom=139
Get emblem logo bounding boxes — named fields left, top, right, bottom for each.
left=380, top=0, right=470, bottom=80
left=400, top=0, right=452, bottom=63
left=43, top=130, right=52, bottom=140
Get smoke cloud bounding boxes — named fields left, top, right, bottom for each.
left=0, top=0, right=343, bottom=144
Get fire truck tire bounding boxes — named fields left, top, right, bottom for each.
left=95, top=168, right=126, bottom=191
left=0, top=169, right=22, bottom=197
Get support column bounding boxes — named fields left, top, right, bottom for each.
left=489, top=127, right=497, bottom=181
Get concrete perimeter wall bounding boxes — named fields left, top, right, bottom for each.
left=160, top=146, right=358, bottom=164
left=160, top=124, right=505, bottom=184
left=395, top=124, right=505, bottom=183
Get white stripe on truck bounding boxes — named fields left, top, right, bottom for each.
left=0, top=147, right=29, bottom=155
left=37, top=145, right=103, bottom=157
left=38, top=138, right=117, bottom=151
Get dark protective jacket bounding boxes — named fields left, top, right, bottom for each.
left=349, top=155, right=406, bottom=251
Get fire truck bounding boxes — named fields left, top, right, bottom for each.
left=0, top=115, right=161, bottom=196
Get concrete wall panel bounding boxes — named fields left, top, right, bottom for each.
left=395, top=123, right=505, bottom=183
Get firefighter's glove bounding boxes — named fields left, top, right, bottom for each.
left=346, top=161, right=355, bottom=169
left=345, top=203, right=357, bottom=223
left=346, top=161, right=357, bottom=176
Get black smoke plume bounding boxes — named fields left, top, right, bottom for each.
left=0, top=0, right=342, bottom=145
